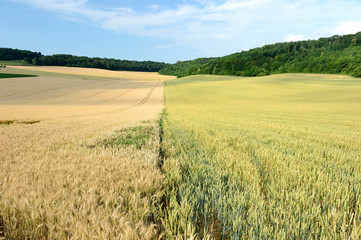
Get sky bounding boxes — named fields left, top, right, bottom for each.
left=1, top=0, right=361, bottom=63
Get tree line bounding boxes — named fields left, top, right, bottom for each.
left=0, top=48, right=42, bottom=61
left=3, top=32, right=361, bottom=77
left=0, top=48, right=169, bottom=72
left=159, top=32, right=361, bottom=78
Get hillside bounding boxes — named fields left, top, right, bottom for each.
left=159, top=32, right=361, bottom=78
left=162, top=73, right=361, bottom=238
left=0, top=48, right=169, bottom=72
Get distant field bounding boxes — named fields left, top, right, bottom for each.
left=0, top=66, right=174, bottom=239
left=0, top=60, right=31, bottom=66
left=162, top=74, right=361, bottom=238
left=7, top=66, right=165, bottom=81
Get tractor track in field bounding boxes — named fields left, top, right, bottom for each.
left=174, top=85, right=190, bottom=104
left=52, top=80, right=134, bottom=104
left=69, top=81, right=161, bottom=118
left=42, top=80, right=109, bottom=98
left=104, top=81, right=159, bottom=113
left=95, top=82, right=143, bottom=105
left=0, top=80, right=99, bottom=100
left=0, top=88, right=37, bottom=99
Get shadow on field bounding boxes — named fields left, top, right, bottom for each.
left=0, top=120, right=40, bottom=125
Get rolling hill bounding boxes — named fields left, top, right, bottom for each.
left=159, top=32, right=361, bottom=78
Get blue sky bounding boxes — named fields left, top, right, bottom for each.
left=1, top=0, right=361, bottom=63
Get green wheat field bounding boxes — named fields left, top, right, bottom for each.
left=161, top=73, right=361, bottom=239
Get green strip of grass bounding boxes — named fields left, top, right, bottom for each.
left=100, top=124, right=154, bottom=150
left=0, top=60, right=32, bottom=66
left=0, top=73, right=37, bottom=79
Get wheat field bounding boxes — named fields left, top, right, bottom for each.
left=2, top=68, right=361, bottom=239
left=0, top=66, right=174, bottom=239
left=161, top=73, right=361, bottom=239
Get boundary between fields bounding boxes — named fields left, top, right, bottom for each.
left=0, top=215, right=5, bottom=240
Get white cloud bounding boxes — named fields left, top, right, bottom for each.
left=148, top=4, right=161, bottom=11
left=20, top=0, right=88, bottom=13
left=11, top=0, right=361, bottom=57
left=285, top=34, right=304, bottom=42
left=335, top=21, right=361, bottom=35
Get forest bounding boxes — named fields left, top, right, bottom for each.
left=2, top=32, right=361, bottom=76
left=0, top=48, right=168, bottom=72
left=159, top=32, right=361, bottom=78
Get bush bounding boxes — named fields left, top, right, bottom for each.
left=351, top=66, right=361, bottom=78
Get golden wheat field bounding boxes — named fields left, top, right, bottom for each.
left=0, top=66, right=174, bottom=239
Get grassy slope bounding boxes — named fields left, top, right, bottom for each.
left=161, top=73, right=361, bottom=238
left=0, top=73, right=37, bottom=78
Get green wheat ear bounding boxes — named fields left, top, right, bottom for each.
left=160, top=73, right=361, bottom=239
